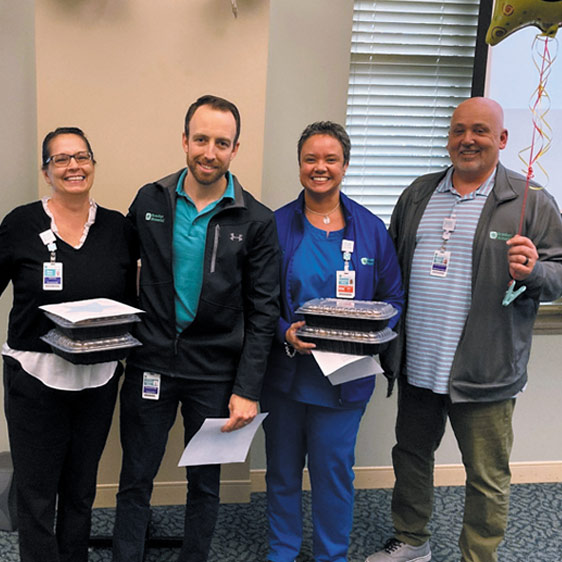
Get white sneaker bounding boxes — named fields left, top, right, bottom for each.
left=365, top=538, right=431, bottom=562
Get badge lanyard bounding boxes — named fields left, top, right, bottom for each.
left=337, top=239, right=355, bottom=298
left=39, top=229, right=63, bottom=291
left=430, top=212, right=456, bottom=278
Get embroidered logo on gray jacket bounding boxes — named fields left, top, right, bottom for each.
left=489, top=231, right=513, bottom=241
left=230, top=233, right=244, bottom=242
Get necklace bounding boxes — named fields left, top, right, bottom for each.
left=305, top=202, right=340, bottom=225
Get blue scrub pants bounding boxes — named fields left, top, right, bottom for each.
left=112, top=366, right=233, bottom=562
left=262, top=390, right=365, bottom=562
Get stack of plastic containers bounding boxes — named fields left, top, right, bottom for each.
left=295, top=298, right=398, bottom=355
left=40, top=298, right=143, bottom=364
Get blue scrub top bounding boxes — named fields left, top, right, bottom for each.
left=288, top=218, right=357, bottom=408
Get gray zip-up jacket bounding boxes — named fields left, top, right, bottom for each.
left=386, top=163, right=562, bottom=403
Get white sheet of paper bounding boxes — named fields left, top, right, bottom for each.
left=312, top=350, right=383, bottom=386
left=178, top=413, right=268, bottom=467
left=39, top=298, right=144, bottom=323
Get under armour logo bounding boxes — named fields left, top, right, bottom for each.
left=230, top=233, right=244, bottom=242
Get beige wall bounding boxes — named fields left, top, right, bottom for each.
left=35, top=0, right=270, bottom=211
left=0, top=0, right=38, bottom=452
left=3, top=0, right=355, bottom=505
left=2, top=0, right=562, bottom=507
left=33, top=0, right=271, bottom=505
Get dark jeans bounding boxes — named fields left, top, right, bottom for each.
left=112, top=366, right=233, bottom=562
left=391, top=381, right=515, bottom=562
left=3, top=356, right=120, bottom=562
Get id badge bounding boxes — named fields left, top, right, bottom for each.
left=43, top=262, right=63, bottom=291
left=430, top=250, right=451, bottom=277
left=337, top=270, right=356, bottom=298
left=142, top=372, right=161, bottom=400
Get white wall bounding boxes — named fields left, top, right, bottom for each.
left=252, top=334, right=562, bottom=470
left=260, top=0, right=354, bottom=211
left=0, top=0, right=38, bottom=452
left=483, top=27, right=562, bottom=466
left=251, top=7, right=562, bottom=473
left=487, top=27, right=562, bottom=210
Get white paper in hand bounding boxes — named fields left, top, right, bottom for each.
left=312, top=350, right=383, bottom=385
left=178, top=413, right=268, bottom=466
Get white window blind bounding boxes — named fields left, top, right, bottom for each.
left=344, top=0, right=480, bottom=224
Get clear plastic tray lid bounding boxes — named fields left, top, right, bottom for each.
left=41, top=330, right=142, bottom=354
left=296, top=298, right=398, bottom=320
left=296, top=325, right=397, bottom=344
left=43, top=311, right=142, bottom=329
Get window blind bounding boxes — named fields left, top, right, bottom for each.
left=344, top=0, right=480, bottom=224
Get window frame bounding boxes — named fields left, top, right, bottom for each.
left=344, top=0, right=561, bottom=332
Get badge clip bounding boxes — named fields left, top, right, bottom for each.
left=502, top=280, right=526, bottom=307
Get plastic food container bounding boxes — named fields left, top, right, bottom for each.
left=43, top=312, right=141, bottom=340
left=296, top=298, right=398, bottom=331
left=296, top=325, right=397, bottom=355
left=41, top=330, right=142, bottom=365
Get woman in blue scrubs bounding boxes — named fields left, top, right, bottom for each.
left=262, top=121, right=404, bottom=562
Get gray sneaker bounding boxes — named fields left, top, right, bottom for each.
left=365, top=538, right=431, bottom=562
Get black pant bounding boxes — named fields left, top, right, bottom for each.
left=112, top=366, right=233, bottom=562
left=3, top=356, right=120, bottom=562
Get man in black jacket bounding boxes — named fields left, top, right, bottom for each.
left=112, top=95, right=280, bottom=562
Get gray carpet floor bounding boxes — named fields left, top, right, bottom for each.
left=0, top=484, right=561, bottom=561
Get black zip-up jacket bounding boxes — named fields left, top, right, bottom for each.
left=127, top=169, right=280, bottom=401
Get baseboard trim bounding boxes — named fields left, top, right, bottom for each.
left=94, top=477, right=253, bottom=509
left=249, top=460, right=562, bottom=493
left=94, top=461, right=562, bottom=508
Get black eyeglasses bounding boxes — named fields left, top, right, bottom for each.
left=46, top=151, right=93, bottom=167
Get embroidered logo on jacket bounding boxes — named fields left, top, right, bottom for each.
left=145, top=212, right=165, bottom=223
left=361, top=257, right=375, bottom=266
left=489, top=231, right=513, bottom=241
left=230, top=233, right=244, bottom=242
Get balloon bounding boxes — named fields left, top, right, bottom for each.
left=486, top=0, right=562, bottom=46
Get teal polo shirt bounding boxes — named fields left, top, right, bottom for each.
left=173, top=169, right=234, bottom=333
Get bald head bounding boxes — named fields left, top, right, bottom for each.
left=452, top=97, right=505, bottom=132
left=447, top=97, right=508, bottom=192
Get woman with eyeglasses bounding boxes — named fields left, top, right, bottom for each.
left=0, top=127, right=137, bottom=562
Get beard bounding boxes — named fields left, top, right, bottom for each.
left=186, top=156, right=228, bottom=186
